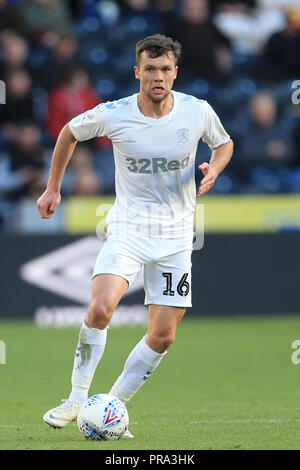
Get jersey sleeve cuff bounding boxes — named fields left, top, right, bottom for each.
left=68, top=121, right=82, bottom=141
left=210, top=135, right=231, bottom=150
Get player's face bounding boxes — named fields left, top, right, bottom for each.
left=134, top=52, right=178, bottom=103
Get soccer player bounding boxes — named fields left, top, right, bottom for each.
left=37, top=34, right=233, bottom=437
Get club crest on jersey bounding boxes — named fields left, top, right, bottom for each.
left=177, top=128, right=189, bottom=144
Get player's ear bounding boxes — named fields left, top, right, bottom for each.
left=174, top=66, right=178, bottom=80
left=134, top=65, right=140, bottom=80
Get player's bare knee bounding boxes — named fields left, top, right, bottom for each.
left=148, top=333, right=175, bottom=353
left=161, top=334, right=175, bottom=351
left=89, top=298, right=112, bottom=329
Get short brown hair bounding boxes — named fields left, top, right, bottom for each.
left=136, top=34, right=182, bottom=66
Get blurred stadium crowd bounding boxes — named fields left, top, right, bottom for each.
left=1, top=0, right=300, bottom=231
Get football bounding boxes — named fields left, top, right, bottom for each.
left=77, top=394, right=129, bottom=441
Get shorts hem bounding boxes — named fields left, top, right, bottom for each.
left=144, top=300, right=192, bottom=308
left=92, top=271, right=130, bottom=286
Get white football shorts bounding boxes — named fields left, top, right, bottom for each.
left=92, top=234, right=192, bottom=308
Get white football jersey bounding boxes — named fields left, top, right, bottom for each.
left=69, top=90, right=230, bottom=242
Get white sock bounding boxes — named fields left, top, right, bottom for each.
left=68, top=320, right=107, bottom=404
left=109, top=335, right=166, bottom=403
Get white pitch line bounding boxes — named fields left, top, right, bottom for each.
left=189, top=418, right=295, bottom=424
left=0, top=418, right=296, bottom=429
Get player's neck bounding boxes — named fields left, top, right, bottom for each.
left=137, top=91, right=174, bottom=119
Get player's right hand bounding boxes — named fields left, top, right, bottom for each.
left=37, top=189, right=61, bottom=219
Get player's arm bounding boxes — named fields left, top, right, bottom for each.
left=37, top=123, right=77, bottom=219
left=197, top=139, right=234, bottom=197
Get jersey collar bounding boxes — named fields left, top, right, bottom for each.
left=133, top=91, right=177, bottom=123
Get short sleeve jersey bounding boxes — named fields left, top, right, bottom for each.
left=69, top=91, right=230, bottom=241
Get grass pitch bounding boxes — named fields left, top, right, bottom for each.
left=0, top=315, right=300, bottom=450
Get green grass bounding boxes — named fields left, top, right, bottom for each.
left=0, top=315, right=300, bottom=450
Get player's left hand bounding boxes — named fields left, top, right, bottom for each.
left=197, top=162, right=217, bottom=197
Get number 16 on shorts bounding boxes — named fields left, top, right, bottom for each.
left=144, top=266, right=192, bottom=308
left=162, top=273, right=190, bottom=297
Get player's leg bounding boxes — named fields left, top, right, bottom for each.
left=43, top=274, right=128, bottom=428
left=146, top=304, right=186, bottom=352
left=109, top=247, right=191, bottom=403
left=69, top=274, right=129, bottom=403
left=109, top=305, right=186, bottom=403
